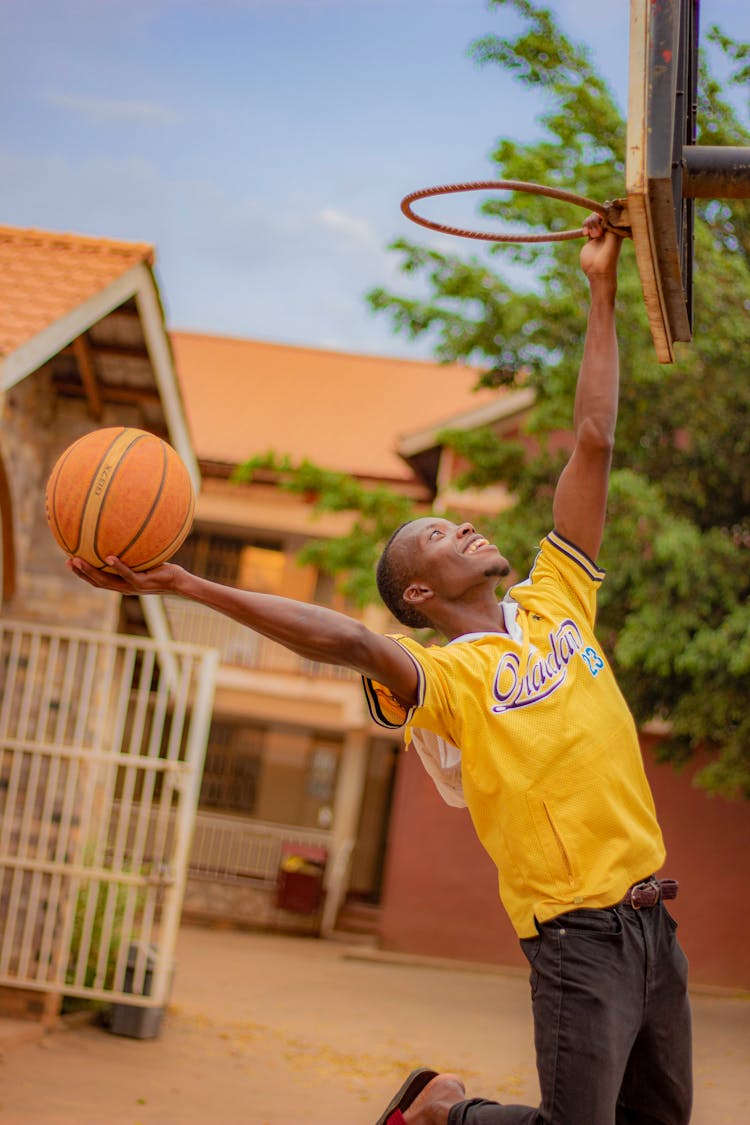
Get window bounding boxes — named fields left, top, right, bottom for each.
left=175, top=533, right=244, bottom=584
left=176, top=532, right=284, bottom=590
left=238, top=544, right=285, bottom=594
left=306, top=743, right=338, bottom=802
left=199, top=720, right=264, bottom=814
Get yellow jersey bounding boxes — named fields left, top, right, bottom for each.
left=363, top=531, right=666, bottom=939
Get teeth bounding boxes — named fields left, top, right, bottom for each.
left=467, top=538, right=488, bottom=554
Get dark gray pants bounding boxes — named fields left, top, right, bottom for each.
left=448, top=903, right=692, bottom=1125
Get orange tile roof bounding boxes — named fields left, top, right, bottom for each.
left=170, top=331, right=501, bottom=482
left=0, top=226, right=154, bottom=356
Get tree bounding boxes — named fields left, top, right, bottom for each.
left=241, top=0, right=750, bottom=798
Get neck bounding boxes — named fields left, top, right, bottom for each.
left=430, top=591, right=507, bottom=642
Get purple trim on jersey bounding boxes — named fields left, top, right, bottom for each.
left=361, top=641, right=425, bottom=730
left=547, top=530, right=605, bottom=582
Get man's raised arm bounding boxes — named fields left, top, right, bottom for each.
left=68, top=556, right=419, bottom=706
left=552, top=216, right=623, bottom=562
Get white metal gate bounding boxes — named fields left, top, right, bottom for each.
left=0, top=618, right=218, bottom=1009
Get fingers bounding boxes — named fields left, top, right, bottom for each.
left=583, top=212, right=627, bottom=247
left=105, top=556, right=139, bottom=580
left=67, top=556, right=135, bottom=593
left=582, top=213, right=605, bottom=239
left=580, top=215, right=622, bottom=278
left=67, top=556, right=178, bottom=595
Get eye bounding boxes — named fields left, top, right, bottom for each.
left=429, top=528, right=442, bottom=540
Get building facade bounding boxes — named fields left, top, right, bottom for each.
left=161, top=329, right=514, bottom=939
left=2, top=223, right=747, bottom=1005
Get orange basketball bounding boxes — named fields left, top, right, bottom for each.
left=46, top=427, right=195, bottom=572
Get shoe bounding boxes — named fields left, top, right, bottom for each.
left=374, top=1068, right=439, bottom=1125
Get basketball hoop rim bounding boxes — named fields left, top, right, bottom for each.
left=400, top=180, right=625, bottom=243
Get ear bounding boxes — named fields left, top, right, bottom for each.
left=403, top=581, right=434, bottom=608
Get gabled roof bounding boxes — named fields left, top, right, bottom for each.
left=0, top=226, right=198, bottom=491
left=398, top=387, right=535, bottom=459
left=170, top=331, right=500, bottom=484
left=398, top=387, right=536, bottom=492
left=0, top=226, right=153, bottom=358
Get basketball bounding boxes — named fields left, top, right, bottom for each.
left=46, top=427, right=195, bottom=572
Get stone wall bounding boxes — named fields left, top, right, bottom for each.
left=1, top=370, right=143, bottom=631
left=0, top=374, right=153, bottom=1023
left=182, top=875, right=322, bottom=937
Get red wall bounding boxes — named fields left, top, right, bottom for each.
left=379, top=740, right=750, bottom=989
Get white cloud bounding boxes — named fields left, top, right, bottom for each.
left=0, top=147, right=424, bottom=356
left=318, top=207, right=379, bottom=248
left=43, top=91, right=181, bottom=127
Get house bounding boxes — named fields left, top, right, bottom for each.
left=0, top=227, right=214, bottom=1025
left=0, top=226, right=198, bottom=623
left=166, top=326, right=750, bottom=989
left=166, top=331, right=750, bottom=991
left=162, top=330, right=529, bottom=937
left=0, top=223, right=531, bottom=1022
left=2, top=223, right=747, bottom=1008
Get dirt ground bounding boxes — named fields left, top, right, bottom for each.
left=0, top=924, right=748, bottom=1125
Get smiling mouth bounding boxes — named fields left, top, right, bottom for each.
left=464, top=537, right=490, bottom=555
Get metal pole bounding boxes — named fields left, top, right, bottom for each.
left=682, top=146, right=750, bottom=199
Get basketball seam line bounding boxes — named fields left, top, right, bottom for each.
left=103, top=439, right=168, bottom=568
left=138, top=488, right=195, bottom=571
left=59, top=427, right=126, bottom=556
left=90, top=431, right=150, bottom=567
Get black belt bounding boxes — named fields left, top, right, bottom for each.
left=618, top=876, right=678, bottom=910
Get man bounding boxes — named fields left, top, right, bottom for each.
left=69, top=218, right=692, bottom=1125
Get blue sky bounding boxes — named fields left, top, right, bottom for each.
left=2, top=0, right=749, bottom=358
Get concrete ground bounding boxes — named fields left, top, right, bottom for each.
left=0, top=924, right=747, bottom=1125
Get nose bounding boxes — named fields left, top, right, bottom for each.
left=457, top=523, right=475, bottom=539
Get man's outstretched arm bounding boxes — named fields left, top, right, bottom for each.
left=552, top=216, right=623, bottom=562
left=68, top=556, right=420, bottom=705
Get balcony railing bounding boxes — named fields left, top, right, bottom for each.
left=189, top=811, right=331, bottom=883
left=162, top=597, right=356, bottom=681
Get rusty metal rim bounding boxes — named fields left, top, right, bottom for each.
left=400, top=180, right=614, bottom=242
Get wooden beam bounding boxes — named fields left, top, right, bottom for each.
left=52, top=380, right=162, bottom=406
left=0, top=451, right=16, bottom=602
left=62, top=341, right=149, bottom=361
left=135, top=267, right=201, bottom=494
left=71, top=334, right=103, bottom=420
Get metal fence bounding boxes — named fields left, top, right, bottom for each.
left=188, top=811, right=331, bottom=883
left=162, top=596, right=355, bottom=680
left=0, top=619, right=218, bottom=1008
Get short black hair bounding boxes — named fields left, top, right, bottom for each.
left=376, top=522, right=432, bottom=629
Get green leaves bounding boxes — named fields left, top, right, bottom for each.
left=371, top=1, right=750, bottom=797
left=598, top=473, right=750, bottom=796
left=234, top=454, right=417, bottom=607
left=249, top=2, right=750, bottom=798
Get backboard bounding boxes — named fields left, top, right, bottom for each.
left=627, top=0, right=699, bottom=363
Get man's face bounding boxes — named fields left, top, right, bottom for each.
left=395, top=517, right=510, bottom=600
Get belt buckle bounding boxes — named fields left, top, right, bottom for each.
left=630, top=878, right=660, bottom=910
